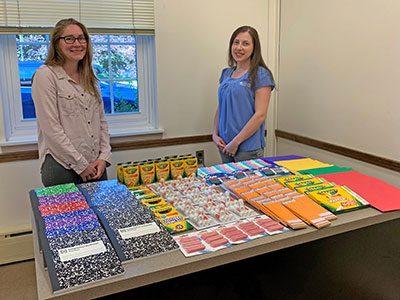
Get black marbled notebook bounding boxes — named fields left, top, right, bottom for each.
left=45, top=227, right=125, bottom=292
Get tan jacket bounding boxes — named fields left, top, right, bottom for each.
left=32, top=65, right=111, bottom=175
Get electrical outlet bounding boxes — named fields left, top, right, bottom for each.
left=196, top=150, right=205, bottom=166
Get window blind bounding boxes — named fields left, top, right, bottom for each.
left=0, top=0, right=154, bottom=34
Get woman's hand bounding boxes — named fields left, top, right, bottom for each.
left=90, top=159, right=107, bottom=180
left=212, top=134, right=227, bottom=150
left=223, top=140, right=239, bottom=157
left=79, top=164, right=97, bottom=182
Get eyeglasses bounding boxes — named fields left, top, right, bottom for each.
left=60, top=35, right=87, bottom=44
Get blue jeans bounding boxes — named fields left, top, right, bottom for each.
left=41, top=154, right=108, bottom=187
left=219, top=148, right=265, bottom=164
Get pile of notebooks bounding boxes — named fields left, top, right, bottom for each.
left=30, top=183, right=124, bottom=292
left=77, top=180, right=179, bottom=262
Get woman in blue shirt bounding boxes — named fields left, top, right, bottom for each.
left=213, top=26, right=275, bottom=163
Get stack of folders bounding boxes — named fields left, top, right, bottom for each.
left=222, top=174, right=347, bottom=229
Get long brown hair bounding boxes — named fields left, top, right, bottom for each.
left=228, top=26, right=275, bottom=89
left=45, top=18, right=101, bottom=100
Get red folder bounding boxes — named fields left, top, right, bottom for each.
left=317, top=171, right=400, bottom=212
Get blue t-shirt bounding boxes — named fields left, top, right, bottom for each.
left=218, top=66, right=274, bottom=152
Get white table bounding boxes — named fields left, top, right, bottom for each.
left=32, top=207, right=400, bottom=299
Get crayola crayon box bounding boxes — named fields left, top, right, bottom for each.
left=122, top=164, right=140, bottom=188
left=307, top=186, right=369, bottom=214
left=155, top=159, right=170, bottom=181
left=152, top=204, right=192, bottom=234
left=183, top=156, right=198, bottom=177
left=170, top=157, right=185, bottom=179
left=139, top=161, right=156, bottom=185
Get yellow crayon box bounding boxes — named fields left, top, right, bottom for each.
left=151, top=204, right=192, bottom=234
left=170, top=158, right=185, bottom=179
left=122, top=164, right=140, bottom=188
left=286, top=178, right=326, bottom=190
left=129, top=185, right=151, bottom=195
left=183, top=156, right=198, bottom=177
left=139, top=161, right=156, bottom=185
left=135, top=191, right=158, bottom=201
left=117, top=161, right=131, bottom=183
left=155, top=159, right=170, bottom=181
left=307, top=186, right=369, bottom=214
left=141, top=196, right=168, bottom=209
left=275, top=174, right=314, bottom=187
left=296, top=182, right=334, bottom=194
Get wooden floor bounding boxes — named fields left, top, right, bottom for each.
left=0, top=259, right=37, bottom=300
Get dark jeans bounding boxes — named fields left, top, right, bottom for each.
left=41, top=154, right=108, bottom=187
left=219, top=148, right=265, bottom=164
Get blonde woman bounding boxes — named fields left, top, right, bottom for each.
left=32, top=18, right=111, bottom=187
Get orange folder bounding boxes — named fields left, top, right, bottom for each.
left=292, top=195, right=337, bottom=221
left=282, top=198, right=331, bottom=229
left=262, top=202, right=307, bottom=229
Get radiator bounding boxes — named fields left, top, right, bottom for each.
left=0, top=226, right=34, bottom=265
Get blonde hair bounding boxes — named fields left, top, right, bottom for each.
left=45, top=18, right=101, bottom=100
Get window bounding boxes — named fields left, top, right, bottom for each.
left=16, top=34, right=140, bottom=119
left=92, top=35, right=139, bottom=115
left=0, top=0, right=158, bottom=144
left=0, top=34, right=158, bottom=143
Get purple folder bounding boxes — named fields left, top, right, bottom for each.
left=261, top=155, right=306, bottom=164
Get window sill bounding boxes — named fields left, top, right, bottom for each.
left=0, top=128, right=165, bottom=153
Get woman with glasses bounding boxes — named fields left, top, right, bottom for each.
left=32, top=18, right=111, bottom=187
left=212, top=26, right=275, bottom=163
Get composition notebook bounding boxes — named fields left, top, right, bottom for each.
left=78, top=180, right=180, bottom=262
left=29, top=187, right=125, bottom=293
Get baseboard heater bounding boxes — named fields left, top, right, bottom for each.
left=0, top=230, right=34, bottom=265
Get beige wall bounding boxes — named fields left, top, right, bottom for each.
left=155, top=0, right=271, bottom=137
left=277, top=0, right=400, bottom=187
left=0, top=0, right=272, bottom=230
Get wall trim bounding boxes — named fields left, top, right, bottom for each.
left=275, top=130, right=400, bottom=172
left=0, top=134, right=213, bottom=163
left=111, top=134, right=212, bottom=152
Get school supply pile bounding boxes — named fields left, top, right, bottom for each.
left=221, top=173, right=370, bottom=229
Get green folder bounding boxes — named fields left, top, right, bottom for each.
left=298, top=166, right=354, bottom=176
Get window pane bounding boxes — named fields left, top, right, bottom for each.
left=91, top=35, right=108, bottom=43
left=16, top=34, right=47, bottom=43
left=21, top=85, right=37, bottom=119
left=17, top=34, right=47, bottom=119
left=113, top=80, right=138, bottom=113
left=99, top=81, right=112, bottom=114
left=110, top=35, right=136, bottom=43
left=110, top=45, right=136, bottom=79
left=92, top=44, right=109, bottom=80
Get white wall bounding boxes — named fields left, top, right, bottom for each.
left=0, top=0, right=272, bottom=231
left=155, top=0, right=271, bottom=137
left=277, top=0, right=400, bottom=185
